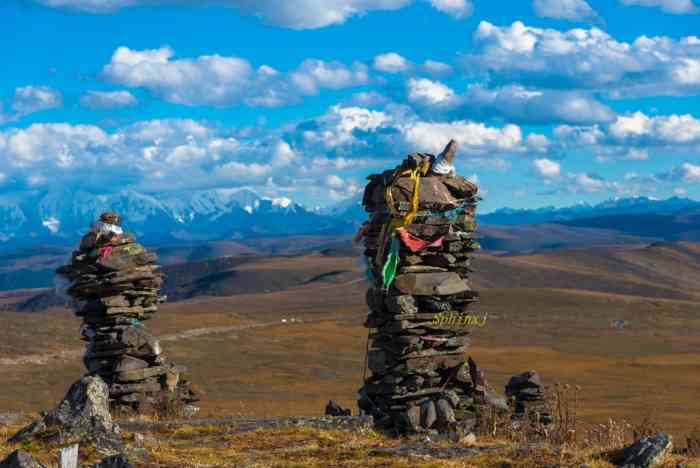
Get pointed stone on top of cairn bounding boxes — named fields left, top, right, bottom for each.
left=357, top=140, right=500, bottom=436
left=56, top=212, right=198, bottom=414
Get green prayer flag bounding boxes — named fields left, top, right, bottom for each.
left=381, top=237, right=400, bottom=289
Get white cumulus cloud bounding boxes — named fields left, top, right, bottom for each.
left=466, top=21, right=700, bottom=98
left=292, top=105, right=547, bottom=165
left=102, top=46, right=253, bottom=106
left=429, top=0, right=473, bottom=18
left=404, top=81, right=615, bottom=126
left=80, top=90, right=138, bottom=109
left=454, top=85, right=615, bottom=125
left=422, top=59, right=453, bottom=76
left=608, top=112, right=700, bottom=144
left=33, top=0, right=473, bottom=28
left=325, top=174, right=345, bottom=188
left=533, top=0, right=600, bottom=22
left=680, top=162, right=700, bottom=181
left=401, top=120, right=524, bottom=155
left=620, top=0, right=699, bottom=14
left=11, top=86, right=63, bottom=117
left=373, top=52, right=410, bottom=73
left=533, top=158, right=561, bottom=178
left=555, top=111, right=700, bottom=164
left=407, top=78, right=455, bottom=105
left=102, top=46, right=369, bottom=107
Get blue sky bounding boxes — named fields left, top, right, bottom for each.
left=3, top=0, right=700, bottom=212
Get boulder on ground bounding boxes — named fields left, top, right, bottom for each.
left=616, top=433, right=673, bottom=468
left=10, top=376, right=120, bottom=450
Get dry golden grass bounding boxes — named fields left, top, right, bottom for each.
left=3, top=280, right=700, bottom=438
left=4, top=280, right=700, bottom=435
left=2, top=421, right=698, bottom=468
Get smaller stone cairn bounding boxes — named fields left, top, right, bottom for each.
left=56, top=212, right=198, bottom=412
left=505, top=371, right=552, bottom=424
left=357, top=140, right=498, bottom=435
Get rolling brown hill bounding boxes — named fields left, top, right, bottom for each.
left=150, top=240, right=700, bottom=304
left=472, top=241, right=700, bottom=300
left=478, top=223, right=659, bottom=252
left=0, top=221, right=665, bottom=293
left=5, top=240, right=700, bottom=313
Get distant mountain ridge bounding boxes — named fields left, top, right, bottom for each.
left=2, top=191, right=700, bottom=250
left=479, top=196, right=700, bottom=225
left=0, top=188, right=355, bottom=249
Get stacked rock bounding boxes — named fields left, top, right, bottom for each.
left=56, top=212, right=198, bottom=412
left=357, top=140, right=488, bottom=435
left=505, top=371, right=552, bottom=424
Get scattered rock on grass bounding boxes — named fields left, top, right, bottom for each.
left=0, top=450, right=45, bottom=468
left=0, top=413, right=22, bottom=427
left=616, top=433, right=673, bottom=468
left=325, top=401, right=351, bottom=417
left=93, top=454, right=133, bottom=468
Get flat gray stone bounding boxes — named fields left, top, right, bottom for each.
left=393, top=272, right=469, bottom=296
left=117, top=366, right=167, bottom=382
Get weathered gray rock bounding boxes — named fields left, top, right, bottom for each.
left=483, top=390, right=509, bottom=412
left=420, top=400, right=437, bottom=429
left=325, top=401, right=351, bottom=417
left=436, top=398, right=456, bottom=425
left=617, top=433, right=673, bottom=468
left=113, top=356, right=149, bottom=373
left=0, top=450, right=45, bottom=468
left=92, top=454, right=133, bottom=468
left=393, top=272, right=469, bottom=296
left=405, top=405, right=421, bottom=432
left=10, top=376, right=120, bottom=448
left=116, top=365, right=167, bottom=382
left=120, top=328, right=162, bottom=358
left=385, top=295, right=418, bottom=315
left=505, top=371, right=542, bottom=396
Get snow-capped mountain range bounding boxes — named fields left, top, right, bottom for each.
left=0, top=188, right=354, bottom=248
left=1, top=190, right=699, bottom=249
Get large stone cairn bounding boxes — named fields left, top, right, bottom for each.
left=358, top=140, right=488, bottom=435
left=56, top=212, right=198, bottom=412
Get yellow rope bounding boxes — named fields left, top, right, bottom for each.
left=385, top=160, right=430, bottom=233
left=375, top=159, right=431, bottom=275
